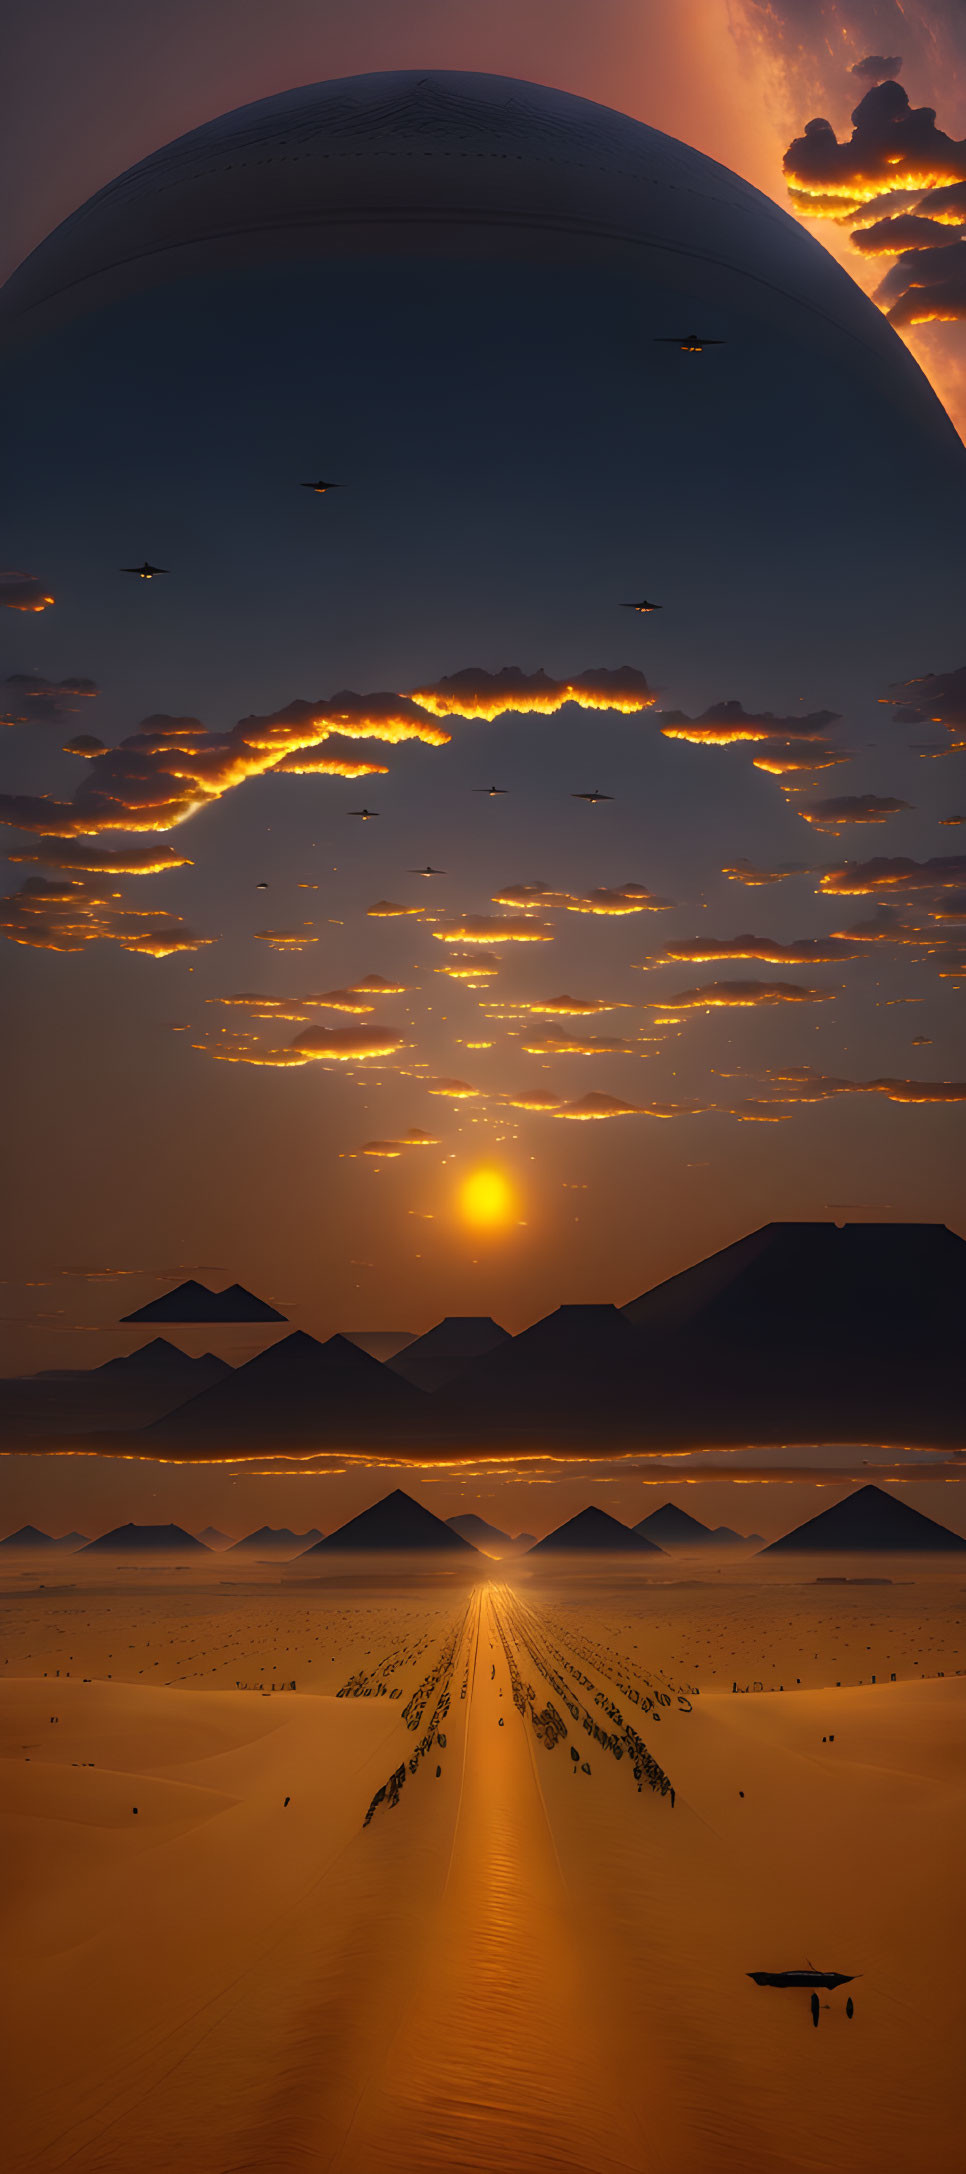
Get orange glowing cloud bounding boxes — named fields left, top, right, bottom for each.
left=1, top=674, right=98, bottom=726
left=408, top=665, right=656, bottom=720
left=0, top=684, right=450, bottom=842
left=553, top=1093, right=643, bottom=1120
left=0, top=571, right=54, bottom=612
left=784, top=82, right=966, bottom=216
left=885, top=664, right=966, bottom=754
left=433, top=916, right=555, bottom=944
left=424, top=1078, right=482, bottom=1100
left=779, top=79, right=966, bottom=342
left=819, top=854, right=966, bottom=895
left=852, top=212, right=956, bottom=255
left=868, top=1077, right=966, bottom=1103
left=353, top=974, right=409, bottom=996
left=722, top=859, right=817, bottom=886
left=366, top=900, right=425, bottom=918
left=253, top=928, right=318, bottom=951
left=658, top=934, right=857, bottom=966
left=193, top=1035, right=311, bottom=1069
left=63, top=735, right=108, bottom=758
left=198, top=1021, right=407, bottom=1068
left=491, top=883, right=576, bottom=911
left=519, top=1028, right=637, bottom=1056
left=660, top=701, right=839, bottom=747
left=208, top=977, right=404, bottom=1022
left=491, top=881, right=670, bottom=916
left=525, top=995, right=632, bottom=1016
left=765, top=1065, right=966, bottom=1107
left=546, top=1092, right=700, bottom=1121
left=799, top=793, right=913, bottom=830
left=290, top=1022, right=408, bottom=1062
left=270, top=753, right=389, bottom=778
left=208, top=994, right=321, bottom=1024
left=436, top=951, right=502, bottom=980
left=0, top=876, right=213, bottom=956
left=832, top=906, right=935, bottom=946
left=352, top=1129, right=439, bottom=1158
left=567, top=883, right=672, bottom=916
left=497, top=1089, right=563, bottom=1112
left=5, top=841, right=193, bottom=875
left=751, top=745, right=852, bottom=777
left=653, top=979, right=839, bottom=1010
left=730, top=1098, right=795, bottom=1123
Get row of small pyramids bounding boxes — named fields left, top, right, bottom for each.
left=3, top=1484, right=964, bottom=1555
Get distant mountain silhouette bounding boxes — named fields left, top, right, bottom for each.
left=528, top=1506, right=664, bottom=1555
left=36, top=1338, right=229, bottom=1384
left=633, top=1507, right=755, bottom=1550
left=430, top=1304, right=647, bottom=1448
left=621, top=1221, right=966, bottom=1449
left=634, top=1502, right=712, bottom=1548
left=340, top=1330, right=417, bottom=1361
left=446, top=1512, right=512, bottom=1553
left=82, top=1523, right=211, bottom=1553
left=390, top=1317, right=511, bottom=1393
left=0, top=1339, right=233, bottom=1449
left=197, top=1526, right=234, bottom=1549
left=143, top=1330, right=425, bottom=1450
left=509, top=1532, right=538, bottom=1552
left=228, top=1526, right=324, bottom=1554
left=761, top=1482, right=966, bottom=1553
left=0, top=1524, right=88, bottom=1550
left=97, top=1339, right=231, bottom=1383
left=11, top=1219, right=964, bottom=1462
left=705, top=1525, right=753, bottom=1547
left=121, top=1279, right=285, bottom=1324
left=302, top=1488, right=478, bottom=1554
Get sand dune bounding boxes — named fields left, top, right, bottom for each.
left=1, top=1572, right=963, bottom=2171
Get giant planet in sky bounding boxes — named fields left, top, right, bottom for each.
left=2, top=71, right=964, bottom=1356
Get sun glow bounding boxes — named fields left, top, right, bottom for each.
left=459, top=1167, right=516, bottom=1230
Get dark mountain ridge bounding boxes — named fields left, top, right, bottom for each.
left=762, top=1483, right=966, bottom=1553
left=302, top=1488, right=478, bottom=1554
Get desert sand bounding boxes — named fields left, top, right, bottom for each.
left=1, top=1559, right=963, bottom=2172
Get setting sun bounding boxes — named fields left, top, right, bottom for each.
left=459, top=1167, right=515, bottom=1229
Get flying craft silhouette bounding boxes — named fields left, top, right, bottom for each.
left=410, top=865, right=446, bottom=876
left=473, top=785, right=508, bottom=796
left=654, top=332, right=726, bottom=352
left=122, top=562, right=167, bottom=579
left=300, top=480, right=343, bottom=494
left=749, top=1969, right=855, bottom=1990
left=621, top=599, right=662, bottom=613
left=348, top=807, right=379, bottom=820
left=572, top=790, right=614, bottom=804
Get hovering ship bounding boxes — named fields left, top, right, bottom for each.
left=654, top=333, right=726, bottom=353
left=748, top=1968, right=854, bottom=1990
left=122, top=561, right=167, bottom=579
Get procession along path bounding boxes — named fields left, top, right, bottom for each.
left=1, top=1578, right=963, bottom=2173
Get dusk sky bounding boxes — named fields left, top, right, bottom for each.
left=2, top=3, right=965, bottom=1536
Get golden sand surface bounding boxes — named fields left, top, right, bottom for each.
left=1, top=1563, right=963, bottom=2173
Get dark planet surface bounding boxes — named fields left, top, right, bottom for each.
left=1, top=70, right=964, bottom=1391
